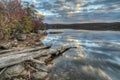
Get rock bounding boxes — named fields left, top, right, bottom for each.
left=30, top=33, right=37, bottom=36
left=37, top=30, right=47, bottom=35
left=12, top=77, right=26, bottom=80
left=11, top=39, right=18, bottom=47
left=35, top=42, right=44, bottom=46
left=17, top=34, right=26, bottom=41
left=31, top=63, right=48, bottom=79
left=36, top=64, right=48, bottom=72
left=0, top=43, right=11, bottom=50
left=0, top=45, right=7, bottom=50
left=31, top=71, right=48, bottom=80
left=2, top=64, right=27, bottom=79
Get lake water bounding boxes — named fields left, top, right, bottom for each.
left=42, top=29, right=120, bottom=80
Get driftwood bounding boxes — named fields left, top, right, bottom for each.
left=0, top=45, right=51, bottom=57
left=45, top=46, right=76, bottom=64
left=0, top=45, right=75, bottom=69
left=0, top=48, right=21, bottom=54
left=0, top=44, right=76, bottom=80
left=0, top=45, right=51, bottom=54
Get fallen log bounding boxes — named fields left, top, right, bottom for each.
left=0, top=45, right=75, bottom=69
left=0, top=48, right=24, bottom=54
left=45, top=46, right=76, bottom=64
left=0, top=45, right=51, bottom=57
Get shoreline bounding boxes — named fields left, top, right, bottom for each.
left=0, top=42, right=75, bottom=80
left=47, top=22, right=120, bottom=31
left=48, top=28, right=119, bottom=32
left=0, top=29, right=76, bottom=80
left=0, top=30, right=47, bottom=49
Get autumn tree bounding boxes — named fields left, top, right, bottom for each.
left=0, top=0, right=45, bottom=39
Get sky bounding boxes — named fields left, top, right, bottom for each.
left=22, top=0, right=120, bottom=24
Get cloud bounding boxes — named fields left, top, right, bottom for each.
left=82, top=0, right=120, bottom=11
left=23, top=0, right=120, bottom=23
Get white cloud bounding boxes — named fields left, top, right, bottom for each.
left=23, top=0, right=120, bottom=23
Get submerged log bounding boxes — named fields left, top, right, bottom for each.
left=0, top=45, right=75, bottom=69
left=45, top=45, right=77, bottom=64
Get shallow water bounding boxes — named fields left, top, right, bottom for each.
left=42, top=29, right=120, bottom=80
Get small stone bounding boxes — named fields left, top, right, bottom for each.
left=37, top=30, right=47, bottom=35
left=17, top=34, right=26, bottom=41
left=35, top=42, right=44, bottom=46
left=0, top=45, right=7, bottom=50
left=11, top=39, right=18, bottom=47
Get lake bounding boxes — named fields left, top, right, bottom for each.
left=42, top=29, right=120, bottom=80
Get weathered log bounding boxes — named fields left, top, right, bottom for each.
left=0, top=50, right=46, bottom=69
left=45, top=46, right=76, bottom=64
left=0, top=45, right=75, bottom=69
left=0, top=48, right=24, bottom=54
left=0, top=45, right=51, bottom=57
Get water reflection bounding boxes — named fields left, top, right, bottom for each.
left=42, top=29, right=120, bottom=80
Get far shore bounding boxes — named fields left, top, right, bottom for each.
left=46, top=22, right=120, bottom=31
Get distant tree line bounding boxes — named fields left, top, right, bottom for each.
left=47, top=22, right=120, bottom=31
